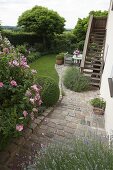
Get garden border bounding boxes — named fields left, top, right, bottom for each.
left=0, top=75, right=63, bottom=170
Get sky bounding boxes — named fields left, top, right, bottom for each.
left=0, top=0, right=110, bottom=29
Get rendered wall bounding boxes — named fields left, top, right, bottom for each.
left=100, top=0, right=113, bottom=133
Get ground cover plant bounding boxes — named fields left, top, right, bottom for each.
left=0, top=34, right=42, bottom=150
left=63, top=67, right=90, bottom=92
left=28, top=135, right=113, bottom=170
left=30, top=54, right=59, bottom=83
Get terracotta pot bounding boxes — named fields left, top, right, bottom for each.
left=93, top=107, right=104, bottom=115
left=56, top=59, right=64, bottom=65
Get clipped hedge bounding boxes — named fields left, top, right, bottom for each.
left=2, top=30, right=42, bottom=46
left=36, top=76, right=60, bottom=107
left=63, top=67, right=90, bottom=92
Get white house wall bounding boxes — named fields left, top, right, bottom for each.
left=100, top=0, right=113, bottom=133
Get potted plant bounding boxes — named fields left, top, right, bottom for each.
left=90, top=98, right=106, bottom=115
left=56, top=53, right=64, bottom=65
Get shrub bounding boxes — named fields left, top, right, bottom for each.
left=56, top=53, right=64, bottom=60
left=36, top=76, right=60, bottom=107
left=90, top=98, right=106, bottom=109
left=16, top=44, right=28, bottom=56
left=27, top=52, right=41, bottom=63
left=63, top=67, right=90, bottom=92
left=2, top=30, right=42, bottom=46
left=29, top=136, right=113, bottom=170
left=0, top=33, right=42, bottom=150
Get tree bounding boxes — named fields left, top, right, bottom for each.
left=73, top=10, right=108, bottom=51
left=18, top=6, right=65, bottom=49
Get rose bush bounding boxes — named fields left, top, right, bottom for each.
left=0, top=33, right=42, bottom=150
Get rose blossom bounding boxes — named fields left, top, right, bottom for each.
left=10, top=80, right=17, bottom=87
left=32, top=108, right=38, bottom=112
left=25, top=90, right=32, bottom=97
left=31, top=69, right=37, bottom=74
left=23, top=110, right=28, bottom=117
left=12, top=60, right=19, bottom=67
left=0, top=82, right=4, bottom=88
left=34, top=94, right=40, bottom=101
left=38, top=99, right=42, bottom=106
left=30, top=98, right=35, bottom=105
left=3, top=48, right=9, bottom=54
left=16, top=124, right=23, bottom=132
left=31, top=84, right=40, bottom=92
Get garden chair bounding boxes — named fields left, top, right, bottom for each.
left=64, top=52, right=73, bottom=65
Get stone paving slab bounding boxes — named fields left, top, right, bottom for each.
left=0, top=65, right=106, bottom=170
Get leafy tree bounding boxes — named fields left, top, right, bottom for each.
left=18, top=6, right=65, bottom=50
left=73, top=10, right=108, bottom=51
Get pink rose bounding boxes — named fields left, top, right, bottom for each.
left=3, top=48, right=9, bottom=54
left=23, top=110, right=28, bottom=117
left=10, top=80, right=17, bottom=87
left=0, top=82, right=4, bottom=88
left=38, top=99, right=42, bottom=106
left=16, top=124, right=23, bottom=132
left=31, top=84, right=40, bottom=92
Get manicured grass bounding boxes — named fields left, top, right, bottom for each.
left=30, top=54, right=59, bottom=83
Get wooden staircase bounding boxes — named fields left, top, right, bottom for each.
left=81, top=15, right=107, bottom=87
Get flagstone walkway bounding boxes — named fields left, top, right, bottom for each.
left=6, top=65, right=106, bottom=170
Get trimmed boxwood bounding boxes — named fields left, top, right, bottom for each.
left=63, top=67, right=90, bottom=92
left=36, top=76, right=60, bottom=107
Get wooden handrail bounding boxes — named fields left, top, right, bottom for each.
left=80, top=15, right=93, bottom=71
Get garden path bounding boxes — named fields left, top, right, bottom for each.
left=7, top=65, right=106, bottom=170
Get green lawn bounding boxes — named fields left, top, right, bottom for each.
left=30, top=54, right=59, bottom=83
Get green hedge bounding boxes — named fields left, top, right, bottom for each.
left=36, top=76, right=60, bottom=107
left=2, top=30, right=42, bottom=46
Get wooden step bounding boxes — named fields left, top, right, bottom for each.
left=90, top=82, right=100, bottom=87
left=94, top=28, right=106, bottom=30
left=91, top=77, right=100, bottom=81
left=85, top=62, right=102, bottom=67
left=91, top=72, right=101, bottom=76
left=84, top=67, right=101, bottom=71
left=90, top=33, right=105, bottom=36
left=83, top=70, right=93, bottom=74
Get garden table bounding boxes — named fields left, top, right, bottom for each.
left=72, top=54, right=82, bottom=66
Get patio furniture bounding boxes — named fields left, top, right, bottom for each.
left=64, top=53, right=73, bottom=65
left=72, top=54, right=83, bottom=66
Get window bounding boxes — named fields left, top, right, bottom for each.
left=111, top=2, right=113, bottom=10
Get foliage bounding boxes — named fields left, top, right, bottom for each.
left=16, top=44, right=28, bottom=55
left=56, top=53, right=64, bottom=60
left=90, top=98, right=106, bottom=109
left=2, top=30, right=39, bottom=46
left=27, top=52, right=41, bottom=63
left=30, top=54, right=59, bottom=83
left=51, top=32, right=77, bottom=54
left=31, top=136, right=113, bottom=170
left=0, top=34, right=41, bottom=150
left=63, top=67, right=90, bottom=92
left=18, top=6, right=65, bottom=50
left=73, top=10, right=108, bottom=51
left=36, top=76, right=60, bottom=107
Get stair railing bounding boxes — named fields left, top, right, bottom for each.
left=80, top=15, right=93, bottom=72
